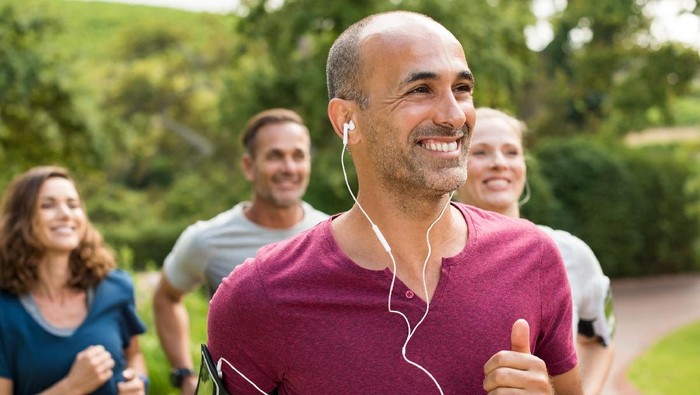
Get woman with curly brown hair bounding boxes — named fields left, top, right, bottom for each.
left=0, top=166, right=148, bottom=394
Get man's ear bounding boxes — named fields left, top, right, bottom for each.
left=241, top=153, right=255, bottom=182
left=328, top=98, right=359, bottom=145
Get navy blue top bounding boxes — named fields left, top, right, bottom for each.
left=0, top=270, right=146, bottom=394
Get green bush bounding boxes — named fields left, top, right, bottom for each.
left=622, top=146, right=699, bottom=274
left=533, top=138, right=699, bottom=277
left=105, top=223, right=186, bottom=270
left=534, top=138, right=642, bottom=276
left=520, top=155, right=566, bottom=226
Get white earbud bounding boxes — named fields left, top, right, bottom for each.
left=342, top=120, right=355, bottom=146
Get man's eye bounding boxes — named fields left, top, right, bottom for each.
left=409, top=86, right=430, bottom=94
left=267, top=153, right=283, bottom=160
left=455, top=84, right=473, bottom=93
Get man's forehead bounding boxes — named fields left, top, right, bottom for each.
left=359, top=15, right=466, bottom=64
left=360, top=13, right=456, bottom=43
left=360, top=28, right=470, bottom=83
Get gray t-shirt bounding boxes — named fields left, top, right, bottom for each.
left=163, top=201, right=328, bottom=296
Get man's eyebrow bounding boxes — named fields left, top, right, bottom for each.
left=458, top=70, right=474, bottom=82
left=400, top=71, right=438, bottom=88
left=400, top=69, right=474, bottom=88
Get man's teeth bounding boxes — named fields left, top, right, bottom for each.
left=422, top=141, right=458, bottom=152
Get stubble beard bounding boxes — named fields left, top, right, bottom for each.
left=366, top=122, right=470, bottom=197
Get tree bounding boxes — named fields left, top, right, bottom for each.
left=0, top=0, right=103, bottom=186
left=530, top=0, right=700, bottom=138
left=98, top=18, right=241, bottom=190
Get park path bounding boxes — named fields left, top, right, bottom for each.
left=602, top=273, right=700, bottom=395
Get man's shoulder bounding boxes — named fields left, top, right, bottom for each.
left=219, top=220, right=331, bottom=297
left=255, top=219, right=330, bottom=265
left=180, top=203, right=248, bottom=239
left=458, top=202, right=539, bottom=233
left=300, top=201, right=331, bottom=223
left=455, top=203, right=554, bottom=256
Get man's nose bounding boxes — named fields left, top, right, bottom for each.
left=434, top=91, right=468, bottom=131
left=281, top=156, right=297, bottom=172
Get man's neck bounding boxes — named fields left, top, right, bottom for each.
left=333, top=197, right=466, bottom=300
left=244, top=200, right=305, bottom=229
left=336, top=191, right=464, bottom=263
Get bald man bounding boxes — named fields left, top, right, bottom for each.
left=208, top=11, right=582, bottom=394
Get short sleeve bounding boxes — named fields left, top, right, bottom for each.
left=110, top=270, right=147, bottom=348
left=163, top=224, right=208, bottom=292
left=536, top=233, right=578, bottom=376
left=207, top=262, right=285, bottom=393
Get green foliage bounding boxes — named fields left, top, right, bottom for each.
left=623, top=146, right=700, bottom=274
left=133, top=271, right=209, bottom=395
left=0, top=0, right=104, bottom=179
left=3, top=0, right=699, bottom=279
left=607, top=43, right=700, bottom=134
left=533, top=138, right=699, bottom=276
left=53, top=1, right=225, bottom=62
left=519, top=155, right=565, bottom=225
left=530, top=0, right=700, bottom=138
left=628, top=320, right=700, bottom=394
left=534, top=138, right=641, bottom=276
left=673, top=82, right=700, bottom=126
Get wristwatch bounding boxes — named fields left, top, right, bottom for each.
left=170, top=367, right=196, bottom=388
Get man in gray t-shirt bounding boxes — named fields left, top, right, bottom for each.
left=153, top=108, right=328, bottom=394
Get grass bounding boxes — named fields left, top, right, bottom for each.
left=628, top=320, right=700, bottom=395
left=55, top=1, right=228, bottom=62
left=133, top=270, right=210, bottom=394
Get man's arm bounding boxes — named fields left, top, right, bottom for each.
left=551, top=367, right=584, bottom=395
left=153, top=274, right=197, bottom=394
left=576, top=336, right=615, bottom=395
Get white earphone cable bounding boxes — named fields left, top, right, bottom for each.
left=217, top=135, right=452, bottom=395
left=341, top=139, right=451, bottom=395
left=217, top=357, right=267, bottom=394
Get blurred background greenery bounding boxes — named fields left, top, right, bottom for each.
left=2, top=0, right=700, bottom=392
left=2, top=0, right=699, bottom=276
left=629, top=320, right=700, bottom=394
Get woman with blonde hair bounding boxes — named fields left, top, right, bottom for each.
left=458, top=108, right=616, bottom=395
left=0, top=166, right=148, bottom=394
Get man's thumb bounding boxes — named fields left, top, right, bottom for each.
left=511, top=318, right=531, bottom=354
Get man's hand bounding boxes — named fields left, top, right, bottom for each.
left=483, top=319, right=553, bottom=394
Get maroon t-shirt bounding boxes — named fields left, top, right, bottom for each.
left=208, top=203, right=576, bottom=394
